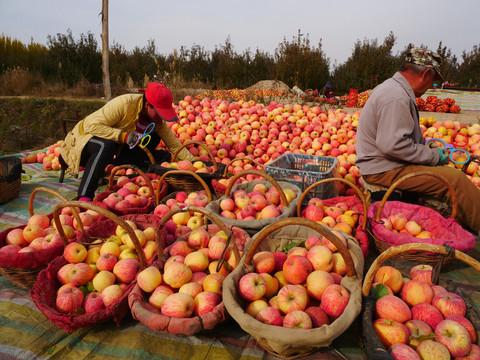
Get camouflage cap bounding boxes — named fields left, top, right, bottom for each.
left=405, top=47, right=444, bottom=81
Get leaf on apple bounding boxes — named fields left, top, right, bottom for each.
left=282, top=241, right=305, bottom=253
left=371, top=283, right=390, bottom=300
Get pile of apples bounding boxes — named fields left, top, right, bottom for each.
left=0, top=207, right=103, bottom=254
left=218, top=182, right=297, bottom=221
left=371, top=264, right=479, bottom=359
left=100, top=175, right=160, bottom=212
left=236, top=232, right=352, bottom=329
left=136, top=228, right=240, bottom=318
left=55, top=220, right=158, bottom=314
left=301, top=198, right=359, bottom=236
left=153, top=191, right=211, bottom=244
left=159, top=160, right=217, bottom=174
left=20, top=140, right=63, bottom=171
left=381, top=213, right=435, bottom=239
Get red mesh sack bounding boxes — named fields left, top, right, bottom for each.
left=94, top=165, right=167, bottom=215
left=129, top=206, right=250, bottom=336
left=297, top=178, right=370, bottom=259
left=31, top=201, right=149, bottom=332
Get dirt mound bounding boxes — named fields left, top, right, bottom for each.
left=246, top=80, right=290, bottom=91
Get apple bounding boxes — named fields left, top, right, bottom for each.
left=287, top=247, right=308, bottom=258
left=446, top=314, right=477, bottom=343
left=238, top=273, right=267, bottom=301
left=169, top=241, right=193, bottom=258
left=6, top=229, right=28, bottom=247
left=63, top=242, right=88, bottom=263
left=246, top=298, right=269, bottom=318
left=283, top=310, right=312, bottom=329
left=56, top=286, right=84, bottom=313
left=179, top=282, right=203, bottom=300
left=305, top=306, right=329, bottom=328
left=416, top=339, right=450, bottom=360
left=83, top=291, right=106, bottom=313
left=373, top=318, right=409, bottom=348
left=256, top=306, right=282, bottom=326
left=277, top=284, right=308, bottom=314
left=283, top=255, right=313, bottom=284
left=154, top=204, right=170, bottom=218
left=113, top=258, right=141, bottom=284
left=193, top=291, right=221, bottom=316
left=68, top=262, right=94, bottom=286
left=148, top=285, right=174, bottom=309
left=389, top=213, right=408, bottom=231
left=411, top=302, right=445, bottom=330
left=27, top=214, right=51, bottom=229
left=305, top=235, right=323, bottom=250
left=187, top=228, right=210, bottom=249
left=22, top=224, right=45, bottom=243
left=375, top=294, right=412, bottom=323
left=404, top=220, right=422, bottom=236
left=410, top=264, right=434, bottom=286
left=320, top=284, right=350, bottom=319
left=124, top=229, right=147, bottom=249
left=432, top=292, right=467, bottom=318
left=259, top=273, right=279, bottom=299
left=57, top=263, right=74, bottom=284
left=405, top=319, right=433, bottom=339
left=458, top=344, right=480, bottom=360
left=401, top=280, right=434, bottom=307
left=388, top=343, right=421, bottom=360
left=272, top=252, right=288, bottom=272
left=136, top=266, right=162, bottom=293
left=41, top=233, right=64, bottom=249
left=101, top=284, right=124, bottom=308
left=161, top=293, right=195, bottom=318
left=163, top=261, right=192, bottom=289
left=220, top=198, right=235, bottom=212
left=303, top=205, right=324, bottom=221
left=202, top=273, right=225, bottom=295
left=100, top=241, right=121, bottom=258
left=92, top=270, right=116, bottom=292
left=435, top=319, right=472, bottom=357
left=253, top=251, right=275, bottom=274
left=373, top=266, right=403, bottom=293
left=95, top=253, right=117, bottom=272
left=259, top=205, right=281, bottom=219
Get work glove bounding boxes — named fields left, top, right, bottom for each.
left=125, top=131, right=142, bottom=148
left=436, top=148, right=450, bottom=165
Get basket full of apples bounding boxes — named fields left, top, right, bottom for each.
left=367, top=171, right=475, bottom=264
left=0, top=187, right=86, bottom=289
left=31, top=201, right=150, bottom=332
left=297, top=177, right=370, bottom=259
left=206, top=170, right=302, bottom=236
left=128, top=206, right=250, bottom=336
left=362, top=243, right=480, bottom=360
left=94, top=164, right=167, bottom=215
left=222, top=217, right=364, bottom=358
left=148, top=141, right=226, bottom=193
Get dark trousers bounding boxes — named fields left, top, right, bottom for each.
left=77, top=133, right=170, bottom=198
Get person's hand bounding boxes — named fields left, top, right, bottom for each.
left=125, top=131, right=142, bottom=147
left=436, top=148, right=450, bottom=165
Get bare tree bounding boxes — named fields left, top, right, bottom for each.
left=101, top=0, right=111, bottom=100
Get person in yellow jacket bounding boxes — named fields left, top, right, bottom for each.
left=60, top=82, right=194, bottom=202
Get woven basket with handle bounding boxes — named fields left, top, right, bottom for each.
left=148, top=140, right=225, bottom=193
left=128, top=205, right=248, bottom=336
left=367, top=171, right=475, bottom=264
left=31, top=201, right=148, bottom=332
left=223, top=218, right=364, bottom=359
left=361, top=243, right=480, bottom=360
left=0, top=187, right=82, bottom=289
left=0, top=156, right=22, bottom=205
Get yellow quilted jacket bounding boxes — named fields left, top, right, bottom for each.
left=60, top=93, right=194, bottom=174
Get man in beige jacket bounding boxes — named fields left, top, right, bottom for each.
left=60, top=82, right=194, bottom=202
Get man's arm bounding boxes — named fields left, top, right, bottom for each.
left=156, top=121, right=195, bottom=161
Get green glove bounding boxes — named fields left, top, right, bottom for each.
left=437, top=148, right=450, bottom=165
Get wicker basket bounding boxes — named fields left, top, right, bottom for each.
left=296, top=177, right=370, bottom=258
left=0, top=156, right=22, bottom=205
left=222, top=217, right=364, bottom=359
left=95, top=164, right=167, bottom=215
left=211, top=157, right=265, bottom=198
left=128, top=205, right=247, bottom=336
left=361, top=243, right=480, bottom=360
left=31, top=200, right=148, bottom=332
left=148, top=140, right=225, bottom=193
left=0, top=186, right=82, bottom=289
left=367, top=171, right=475, bottom=264
left=155, top=169, right=214, bottom=205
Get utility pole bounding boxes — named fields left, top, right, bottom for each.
left=101, top=0, right=112, bottom=101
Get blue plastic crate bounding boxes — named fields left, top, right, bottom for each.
left=265, top=153, right=340, bottom=203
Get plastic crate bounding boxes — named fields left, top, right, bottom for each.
left=265, top=153, right=340, bottom=203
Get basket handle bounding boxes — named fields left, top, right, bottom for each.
left=375, top=171, right=458, bottom=221
left=140, top=146, right=156, bottom=165
left=296, top=177, right=368, bottom=230
left=244, top=217, right=357, bottom=278
left=362, top=243, right=480, bottom=296
left=0, top=161, right=4, bottom=177
left=225, top=169, right=289, bottom=207
left=158, top=205, right=241, bottom=265
left=107, top=164, right=158, bottom=206
left=222, top=157, right=265, bottom=177
left=52, top=200, right=147, bottom=268
left=171, top=140, right=218, bottom=172
left=28, top=186, right=84, bottom=232
left=155, top=170, right=212, bottom=205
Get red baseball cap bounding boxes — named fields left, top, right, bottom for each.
left=139, top=82, right=178, bottom=122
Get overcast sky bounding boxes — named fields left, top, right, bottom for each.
left=1, top=0, right=479, bottom=68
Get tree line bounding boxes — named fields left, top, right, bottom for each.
left=1, top=30, right=479, bottom=96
